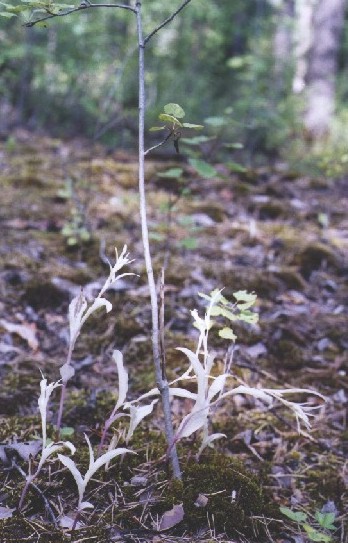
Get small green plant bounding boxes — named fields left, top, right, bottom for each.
left=58, top=178, right=92, bottom=247
left=280, top=505, right=338, bottom=542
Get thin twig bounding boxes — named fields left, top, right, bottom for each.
left=24, top=2, right=135, bottom=27
left=144, top=130, right=172, bottom=156
left=144, top=0, right=193, bottom=45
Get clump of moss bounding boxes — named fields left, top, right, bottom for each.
left=306, top=465, right=346, bottom=505
left=295, top=242, right=341, bottom=279
left=161, top=452, right=267, bottom=537
left=271, top=339, right=305, bottom=370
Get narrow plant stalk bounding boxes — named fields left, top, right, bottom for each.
left=18, top=475, right=34, bottom=512
left=56, top=344, right=73, bottom=436
left=136, top=0, right=181, bottom=480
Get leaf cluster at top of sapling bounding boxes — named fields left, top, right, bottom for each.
left=149, top=103, right=203, bottom=155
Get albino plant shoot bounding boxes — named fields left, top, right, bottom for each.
left=58, top=434, right=133, bottom=515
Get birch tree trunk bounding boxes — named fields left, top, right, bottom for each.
left=303, top=0, right=346, bottom=138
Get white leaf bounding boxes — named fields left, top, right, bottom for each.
left=208, top=374, right=227, bottom=402
left=38, top=441, right=75, bottom=471
left=60, top=363, right=75, bottom=383
left=125, top=387, right=159, bottom=405
left=112, top=350, right=128, bottom=410
left=84, top=434, right=95, bottom=471
left=82, top=297, right=112, bottom=325
left=220, top=385, right=273, bottom=406
left=126, top=400, right=158, bottom=443
left=169, top=387, right=197, bottom=400
left=68, top=292, right=87, bottom=343
left=58, top=454, right=85, bottom=505
left=175, top=408, right=208, bottom=440
left=80, top=501, right=94, bottom=510
left=38, top=377, right=61, bottom=447
left=176, top=348, right=205, bottom=381
left=197, top=432, right=226, bottom=458
left=85, top=447, right=133, bottom=483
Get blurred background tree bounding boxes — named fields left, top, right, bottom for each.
left=0, top=0, right=347, bottom=165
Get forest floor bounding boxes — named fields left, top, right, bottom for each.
left=0, top=130, right=347, bottom=543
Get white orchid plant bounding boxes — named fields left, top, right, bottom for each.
left=58, top=433, right=133, bottom=529
left=18, top=376, right=76, bottom=511
left=102, top=287, right=324, bottom=461
left=56, top=245, right=135, bottom=433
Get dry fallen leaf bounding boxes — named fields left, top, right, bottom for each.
left=0, top=506, right=15, bottom=519
left=0, top=319, right=39, bottom=351
left=158, top=503, right=184, bottom=531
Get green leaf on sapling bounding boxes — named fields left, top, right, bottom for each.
left=204, top=116, right=226, bottom=127
left=224, top=142, right=244, bottom=149
left=158, top=113, right=182, bottom=126
left=181, top=136, right=215, bottom=145
left=157, top=168, right=183, bottom=179
left=182, top=123, right=204, bottom=129
left=233, top=290, right=257, bottom=310
left=149, top=126, right=166, bottom=132
left=219, top=327, right=237, bottom=341
left=0, top=11, right=16, bottom=16
left=164, top=103, right=185, bottom=118
left=280, top=506, right=307, bottom=523
left=189, top=158, right=218, bottom=178
left=238, top=310, right=259, bottom=324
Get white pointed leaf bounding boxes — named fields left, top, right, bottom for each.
left=197, top=432, right=226, bottom=458
left=80, top=501, right=94, bottom=510
left=126, top=400, right=158, bottom=443
left=82, top=297, right=112, bottom=324
left=58, top=454, right=85, bottom=504
left=68, top=292, right=87, bottom=342
left=219, top=385, right=273, bottom=406
left=125, top=387, right=159, bottom=406
left=85, top=447, right=133, bottom=483
left=169, top=387, right=197, bottom=400
left=176, top=348, right=205, bottom=381
left=84, top=434, right=95, bottom=471
left=175, top=408, right=208, bottom=440
left=38, top=377, right=61, bottom=447
left=208, top=374, right=227, bottom=402
left=112, top=350, right=128, bottom=410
